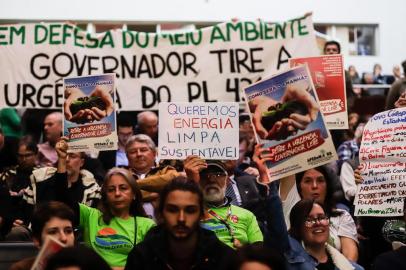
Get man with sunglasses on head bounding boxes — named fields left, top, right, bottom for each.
left=184, top=156, right=263, bottom=249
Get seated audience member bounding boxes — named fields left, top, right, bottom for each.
left=371, top=201, right=406, bottom=270
left=125, top=177, right=235, bottom=270
left=37, top=112, right=63, bottom=167
left=208, top=159, right=260, bottom=211
left=0, top=181, right=12, bottom=240
left=45, top=246, right=111, bottom=270
left=386, top=60, right=406, bottom=110
left=99, top=113, right=134, bottom=171
left=348, top=65, right=361, bottom=84
left=184, top=156, right=263, bottom=249
left=225, top=244, right=286, bottom=270
left=392, top=64, right=403, bottom=81
left=22, top=149, right=100, bottom=227
left=10, top=201, right=75, bottom=270
left=253, top=144, right=363, bottom=270
left=372, top=64, right=385, bottom=84
left=125, top=134, right=179, bottom=216
left=54, top=139, right=155, bottom=269
left=0, top=127, right=19, bottom=172
left=1, top=136, right=39, bottom=240
left=134, top=111, right=158, bottom=145
left=280, top=165, right=359, bottom=261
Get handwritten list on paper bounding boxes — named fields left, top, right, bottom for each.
left=354, top=108, right=406, bottom=216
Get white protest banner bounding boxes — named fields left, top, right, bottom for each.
left=354, top=107, right=406, bottom=217
left=243, top=65, right=337, bottom=181
left=0, top=14, right=319, bottom=110
left=63, top=74, right=118, bottom=152
left=289, top=55, right=348, bottom=129
left=158, top=102, right=239, bottom=160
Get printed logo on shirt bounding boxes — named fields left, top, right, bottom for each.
left=94, top=227, right=133, bottom=250
left=230, top=215, right=239, bottom=223
left=200, top=219, right=229, bottom=234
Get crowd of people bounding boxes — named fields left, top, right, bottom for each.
left=0, top=41, right=405, bottom=270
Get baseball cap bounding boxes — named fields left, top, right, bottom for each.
left=199, top=160, right=228, bottom=177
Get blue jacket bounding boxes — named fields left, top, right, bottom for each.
left=260, top=182, right=363, bottom=270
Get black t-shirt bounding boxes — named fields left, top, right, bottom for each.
left=68, top=178, right=85, bottom=204
left=316, top=253, right=335, bottom=270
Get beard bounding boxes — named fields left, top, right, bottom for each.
left=203, top=184, right=226, bottom=203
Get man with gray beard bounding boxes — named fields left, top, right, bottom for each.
left=184, top=156, right=263, bottom=249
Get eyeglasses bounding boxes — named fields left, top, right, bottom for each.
left=304, top=215, right=329, bottom=227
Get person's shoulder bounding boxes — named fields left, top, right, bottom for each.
left=0, top=166, right=17, bottom=180
left=31, top=166, right=57, bottom=182
left=79, top=169, right=98, bottom=186
left=230, top=204, right=256, bottom=217
left=372, top=246, right=406, bottom=269
left=235, top=174, right=257, bottom=183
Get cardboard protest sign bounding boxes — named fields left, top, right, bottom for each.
left=0, top=14, right=319, bottom=110
left=158, top=102, right=239, bottom=160
left=354, top=108, right=406, bottom=217
left=289, top=55, right=348, bottom=129
left=63, top=74, right=118, bottom=152
left=31, top=235, right=65, bottom=270
left=243, top=65, right=337, bottom=181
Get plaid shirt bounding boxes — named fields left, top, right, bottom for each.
left=337, top=139, right=359, bottom=170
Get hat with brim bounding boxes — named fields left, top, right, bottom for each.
left=199, top=160, right=227, bottom=176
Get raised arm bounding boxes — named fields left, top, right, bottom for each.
left=54, top=138, right=80, bottom=225
left=252, top=144, right=290, bottom=253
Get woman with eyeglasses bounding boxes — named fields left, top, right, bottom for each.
left=253, top=144, right=363, bottom=270
left=294, top=166, right=359, bottom=261
left=279, top=165, right=359, bottom=262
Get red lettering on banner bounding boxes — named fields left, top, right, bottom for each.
left=268, top=130, right=324, bottom=163
left=68, top=123, right=112, bottom=139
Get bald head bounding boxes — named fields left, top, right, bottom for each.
left=44, top=112, right=63, bottom=145
left=137, top=111, right=158, bottom=139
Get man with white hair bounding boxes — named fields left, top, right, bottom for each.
left=184, top=156, right=263, bottom=249
left=125, top=134, right=179, bottom=216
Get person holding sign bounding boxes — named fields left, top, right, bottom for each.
left=294, top=166, right=359, bottom=262
left=248, top=83, right=319, bottom=141
left=253, top=144, right=363, bottom=270
left=54, top=139, right=155, bottom=270
left=184, top=156, right=263, bottom=249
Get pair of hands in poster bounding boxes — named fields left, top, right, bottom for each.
left=249, top=84, right=319, bottom=141
left=64, top=85, right=114, bottom=123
